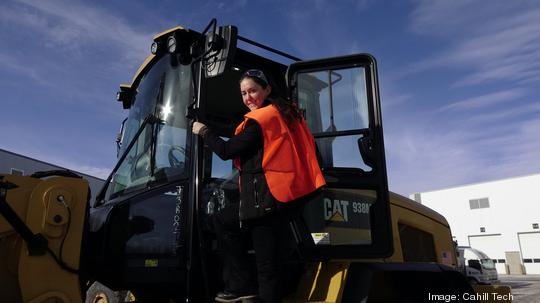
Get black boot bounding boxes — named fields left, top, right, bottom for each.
left=215, top=291, right=258, bottom=303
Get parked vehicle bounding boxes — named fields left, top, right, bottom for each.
left=457, top=246, right=500, bottom=285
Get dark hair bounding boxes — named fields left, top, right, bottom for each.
left=240, top=69, right=303, bottom=125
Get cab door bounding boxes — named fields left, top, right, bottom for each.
left=287, top=54, right=392, bottom=258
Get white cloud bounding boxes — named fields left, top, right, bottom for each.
left=381, top=92, right=413, bottom=112
left=279, top=1, right=378, bottom=58
left=409, top=1, right=527, bottom=37
left=409, top=0, right=472, bottom=35
left=0, top=0, right=159, bottom=114
left=386, top=112, right=540, bottom=195
left=439, top=89, right=527, bottom=111
left=468, top=102, right=540, bottom=125
left=216, top=0, right=247, bottom=11
left=5, top=0, right=152, bottom=67
left=0, top=53, right=51, bottom=86
left=383, top=1, right=540, bottom=196
left=478, top=117, right=540, bottom=178
left=386, top=92, right=540, bottom=195
left=387, top=126, right=481, bottom=195
left=407, top=1, right=540, bottom=86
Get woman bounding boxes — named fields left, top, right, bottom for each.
left=192, top=69, right=325, bottom=303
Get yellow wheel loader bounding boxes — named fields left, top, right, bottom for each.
left=0, top=19, right=511, bottom=303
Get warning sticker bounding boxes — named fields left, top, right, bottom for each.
left=311, top=232, right=330, bottom=245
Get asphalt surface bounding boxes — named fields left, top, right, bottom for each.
left=499, top=275, right=540, bottom=303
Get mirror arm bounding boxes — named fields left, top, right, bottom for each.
left=116, top=117, right=128, bottom=158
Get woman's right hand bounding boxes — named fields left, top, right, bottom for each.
left=192, top=121, right=207, bottom=135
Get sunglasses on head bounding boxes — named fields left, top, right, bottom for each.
left=243, top=69, right=268, bottom=84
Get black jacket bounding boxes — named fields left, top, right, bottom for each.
left=201, top=120, right=276, bottom=221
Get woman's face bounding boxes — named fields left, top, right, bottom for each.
left=240, top=78, right=271, bottom=111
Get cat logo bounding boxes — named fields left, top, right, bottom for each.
left=324, top=198, right=349, bottom=222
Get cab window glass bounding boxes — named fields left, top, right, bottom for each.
left=298, top=67, right=369, bottom=133
left=297, top=67, right=372, bottom=172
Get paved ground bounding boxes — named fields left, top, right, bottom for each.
left=499, top=275, right=540, bottom=303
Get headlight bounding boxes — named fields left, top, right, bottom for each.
left=167, top=36, right=177, bottom=53
left=151, top=41, right=159, bottom=54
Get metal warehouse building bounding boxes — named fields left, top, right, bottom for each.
left=412, top=173, right=540, bottom=275
left=1, top=148, right=106, bottom=204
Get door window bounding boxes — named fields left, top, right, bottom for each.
left=297, top=67, right=372, bottom=172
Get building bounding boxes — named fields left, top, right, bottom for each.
left=1, top=148, right=106, bottom=204
left=412, top=173, right=540, bottom=275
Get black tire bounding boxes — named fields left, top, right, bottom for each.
left=129, top=290, right=170, bottom=303
left=85, top=281, right=127, bottom=303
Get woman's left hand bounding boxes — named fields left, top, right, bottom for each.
left=192, top=121, right=207, bottom=135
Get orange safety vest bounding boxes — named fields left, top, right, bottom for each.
left=234, top=105, right=326, bottom=202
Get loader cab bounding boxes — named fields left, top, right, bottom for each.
left=86, top=23, right=391, bottom=301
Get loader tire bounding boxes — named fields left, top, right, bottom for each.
left=86, top=281, right=127, bottom=303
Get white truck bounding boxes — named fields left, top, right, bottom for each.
left=457, top=246, right=500, bottom=285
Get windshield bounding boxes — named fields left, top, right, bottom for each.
left=481, top=258, right=496, bottom=270
left=103, top=54, right=192, bottom=201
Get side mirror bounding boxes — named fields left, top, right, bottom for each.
left=204, top=25, right=237, bottom=78
left=357, top=135, right=376, bottom=169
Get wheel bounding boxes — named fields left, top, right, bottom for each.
left=86, top=281, right=126, bottom=303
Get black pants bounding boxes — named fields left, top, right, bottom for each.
left=215, top=202, right=303, bottom=303
left=250, top=213, right=289, bottom=303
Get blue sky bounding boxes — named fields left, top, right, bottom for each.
left=1, top=0, right=540, bottom=196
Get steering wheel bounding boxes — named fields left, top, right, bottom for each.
left=130, top=151, right=151, bottom=181
left=168, top=145, right=186, bottom=168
